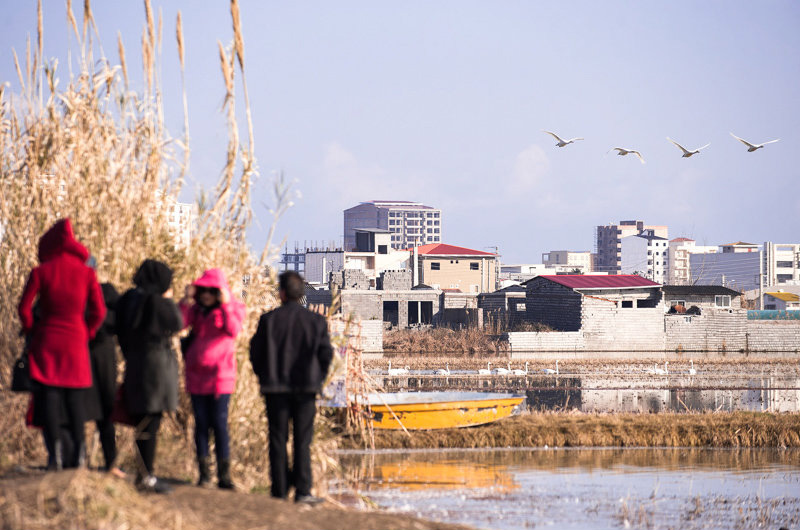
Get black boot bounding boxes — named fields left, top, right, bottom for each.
left=197, top=456, right=212, bottom=487
left=45, top=436, right=63, bottom=471
left=217, top=459, right=234, bottom=490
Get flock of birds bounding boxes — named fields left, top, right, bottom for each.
left=386, top=359, right=699, bottom=377
left=542, top=130, right=780, bottom=164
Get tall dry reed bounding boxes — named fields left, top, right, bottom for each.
left=0, top=0, right=343, bottom=492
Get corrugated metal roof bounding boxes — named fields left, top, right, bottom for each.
left=765, top=292, right=800, bottom=302
left=538, top=274, right=661, bottom=290
left=411, top=243, right=497, bottom=256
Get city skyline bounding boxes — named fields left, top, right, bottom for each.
left=2, top=2, right=798, bottom=264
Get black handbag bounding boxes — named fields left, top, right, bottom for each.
left=11, top=351, right=32, bottom=392
left=180, top=330, right=195, bottom=357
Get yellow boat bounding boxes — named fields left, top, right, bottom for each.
left=368, top=391, right=525, bottom=430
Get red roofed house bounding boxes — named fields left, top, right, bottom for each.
left=412, top=243, right=497, bottom=294
left=522, top=275, right=665, bottom=349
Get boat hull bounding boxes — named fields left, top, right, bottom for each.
left=368, top=392, right=525, bottom=430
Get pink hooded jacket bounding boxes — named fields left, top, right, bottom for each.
left=180, top=268, right=246, bottom=395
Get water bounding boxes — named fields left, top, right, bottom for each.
left=334, top=448, right=800, bottom=529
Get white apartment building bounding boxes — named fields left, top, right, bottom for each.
left=343, top=200, right=441, bottom=250
left=305, top=229, right=410, bottom=285
left=542, top=250, right=593, bottom=272
left=764, top=242, right=800, bottom=286
left=595, top=220, right=668, bottom=274
left=164, top=195, right=197, bottom=248
left=666, top=238, right=718, bottom=285
left=619, top=231, right=669, bottom=282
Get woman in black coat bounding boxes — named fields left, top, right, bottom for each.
left=84, top=282, right=121, bottom=472
left=116, top=260, right=182, bottom=494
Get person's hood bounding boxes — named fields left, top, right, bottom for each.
left=133, top=259, right=173, bottom=295
left=193, top=268, right=231, bottom=294
left=38, top=218, right=90, bottom=263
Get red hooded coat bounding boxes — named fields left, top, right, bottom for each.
left=18, top=219, right=106, bottom=388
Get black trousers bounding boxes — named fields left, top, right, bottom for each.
left=133, top=413, right=162, bottom=476
left=265, top=393, right=317, bottom=498
left=37, top=385, right=86, bottom=468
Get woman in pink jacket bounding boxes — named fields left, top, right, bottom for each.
left=179, top=268, right=245, bottom=489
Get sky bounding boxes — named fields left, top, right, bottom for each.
left=2, top=1, right=799, bottom=264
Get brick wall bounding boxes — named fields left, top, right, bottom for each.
left=329, top=269, right=370, bottom=290
left=504, top=331, right=585, bottom=353
left=525, top=279, right=582, bottom=331
left=581, top=298, right=666, bottom=351
left=379, top=269, right=412, bottom=290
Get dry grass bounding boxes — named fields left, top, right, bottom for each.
left=341, top=411, right=800, bottom=450
left=383, top=328, right=509, bottom=354
left=0, top=0, right=353, bottom=493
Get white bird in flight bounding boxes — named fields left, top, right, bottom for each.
left=730, top=132, right=780, bottom=152
left=543, top=130, right=584, bottom=147
left=610, top=147, right=646, bottom=164
left=667, top=137, right=710, bottom=157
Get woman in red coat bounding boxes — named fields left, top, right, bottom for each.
left=18, top=218, right=106, bottom=470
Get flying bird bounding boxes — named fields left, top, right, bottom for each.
left=667, top=137, right=710, bottom=157
left=730, top=132, right=780, bottom=152
left=543, top=130, right=584, bottom=147
left=610, top=147, right=646, bottom=164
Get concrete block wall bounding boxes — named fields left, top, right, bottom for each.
left=747, top=320, right=800, bottom=352
left=581, top=298, right=665, bottom=351
left=330, top=270, right=370, bottom=291
left=504, top=331, right=585, bottom=353
left=526, top=281, right=583, bottom=331
left=359, top=319, right=384, bottom=352
left=442, top=293, right=480, bottom=309
left=340, top=292, right=382, bottom=321
left=665, top=311, right=748, bottom=353
left=379, top=269, right=412, bottom=291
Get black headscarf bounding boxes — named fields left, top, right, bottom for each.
left=133, top=259, right=173, bottom=295
left=126, top=259, right=175, bottom=337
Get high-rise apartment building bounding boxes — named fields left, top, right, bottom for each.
left=667, top=238, right=718, bottom=285
left=343, top=200, right=441, bottom=250
left=620, top=231, right=669, bottom=282
left=764, top=242, right=800, bottom=286
left=595, top=220, right=668, bottom=274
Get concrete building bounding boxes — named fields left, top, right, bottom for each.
left=164, top=195, right=197, bottom=248
left=620, top=231, right=669, bottom=282
left=662, top=285, right=743, bottom=312
left=522, top=274, right=663, bottom=349
left=595, top=220, right=668, bottom=274
left=667, top=238, right=718, bottom=285
left=343, top=200, right=441, bottom=251
left=763, top=291, right=800, bottom=311
left=414, top=243, right=497, bottom=294
left=764, top=242, right=800, bottom=286
left=305, top=228, right=410, bottom=286
left=689, top=249, right=762, bottom=292
left=478, top=285, right=528, bottom=327
left=542, top=250, right=593, bottom=272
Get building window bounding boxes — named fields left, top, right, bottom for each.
left=516, top=303, right=526, bottom=311
left=714, top=295, right=731, bottom=308
left=776, top=261, right=794, bottom=268
left=777, top=274, right=794, bottom=282
left=621, top=300, right=633, bottom=308
left=470, top=262, right=479, bottom=270
left=378, top=245, right=388, bottom=255
left=431, top=262, right=440, bottom=271
left=669, top=299, right=686, bottom=308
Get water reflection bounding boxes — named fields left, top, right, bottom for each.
left=335, top=448, right=800, bottom=530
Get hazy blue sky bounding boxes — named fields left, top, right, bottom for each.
left=3, top=1, right=799, bottom=264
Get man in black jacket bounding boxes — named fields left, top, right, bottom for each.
left=249, top=271, right=333, bottom=504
